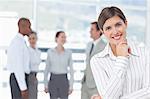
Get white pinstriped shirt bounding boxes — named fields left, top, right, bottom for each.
left=90, top=41, right=150, bottom=99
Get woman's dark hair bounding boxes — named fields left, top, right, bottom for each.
left=31, top=31, right=37, bottom=35
left=55, top=31, right=65, bottom=38
left=98, top=6, right=126, bottom=30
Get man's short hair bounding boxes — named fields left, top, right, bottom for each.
left=91, top=21, right=100, bottom=31
left=18, top=17, right=30, bottom=26
left=91, top=21, right=102, bottom=36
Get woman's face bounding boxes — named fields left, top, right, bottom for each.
left=102, top=15, right=127, bottom=46
left=28, top=33, right=37, bottom=48
left=56, top=32, right=66, bottom=45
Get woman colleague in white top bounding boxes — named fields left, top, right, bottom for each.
left=90, top=6, right=150, bottom=99
left=28, top=31, right=41, bottom=99
left=44, top=31, right=74, bottom=99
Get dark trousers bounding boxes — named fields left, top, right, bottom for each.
left=28, top=72, right=38, bottom=99
left=48, top=73, right=69, bottom=99
left=10, top=73, right=29, bottom=99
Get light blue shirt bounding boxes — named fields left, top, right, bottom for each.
left=44, top=48, right=74, bottom=90
left=28, top=46, right=41, bottom=72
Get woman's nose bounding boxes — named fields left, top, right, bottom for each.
left=112, top=27, right=118, bottom=35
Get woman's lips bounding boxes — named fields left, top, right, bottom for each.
left=112, top=35, right=121, bottom=40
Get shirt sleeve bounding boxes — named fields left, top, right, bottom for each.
left=13, top=41, right=27, bottom=91
left=44, top=50, right=51, bottom=88
left=120, top=49, right=150, bottom=99
left=68, top=51, right=74, bottom=90
left=90, top=56, right=129, bottom=99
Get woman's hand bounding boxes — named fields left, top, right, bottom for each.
left=44, top=87, right=49, bottom=93
left=116, top=39, right=129, bottom=57
left=91, top=94, right=101, bottom=99
left=21, top=89, right=29, bottom=99
left=68, top=89, right=73, bottom=95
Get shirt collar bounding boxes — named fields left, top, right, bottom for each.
left=29, top=46, right=37, bottom=50
left=52, top=48, right=66, bottom=53
left=17, top=32, right=24, bottom=39
left=96, top=41, right=140, bottom=58
left=93, top=37, right=101, bottom=46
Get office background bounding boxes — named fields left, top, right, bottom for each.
left=0, top=0, right=150, bottom=98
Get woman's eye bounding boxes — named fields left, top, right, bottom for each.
left=116, top=23, right=122, bottom=27
left=105, top=26, right=111, bottom=31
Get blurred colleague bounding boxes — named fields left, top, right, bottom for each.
left=81, top=22, right=106, bottom=99
left=90, top=6, right=150, bottom=99
left=28, top=31, right=41, bottom=99
left=44, top=31, right=74, bottom=99
left=6, top=18, right=32, bottom=99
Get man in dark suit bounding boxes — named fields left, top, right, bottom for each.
left=81, top=22, right=106, bottom=99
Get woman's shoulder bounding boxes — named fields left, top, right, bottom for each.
left=36, top=48, right=41, bottom=55
left=28, top=46, right=32, bottom=50
left=129, top=41, right=149, bottom=55
left=47, top=48, right=54, bottom=53
left=65, top=49, right=72, bottom=53
left=28, top=46, right=35, bottom=52
left=139, top=46, right=150, bottom=57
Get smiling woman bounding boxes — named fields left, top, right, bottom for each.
left=102, top=16, right=127, bottom=46
left=0, top=0, right=149, bottom=99
left=44, top=31, right=74, bottom=99
left=90, top=6, right=150, bottom=99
